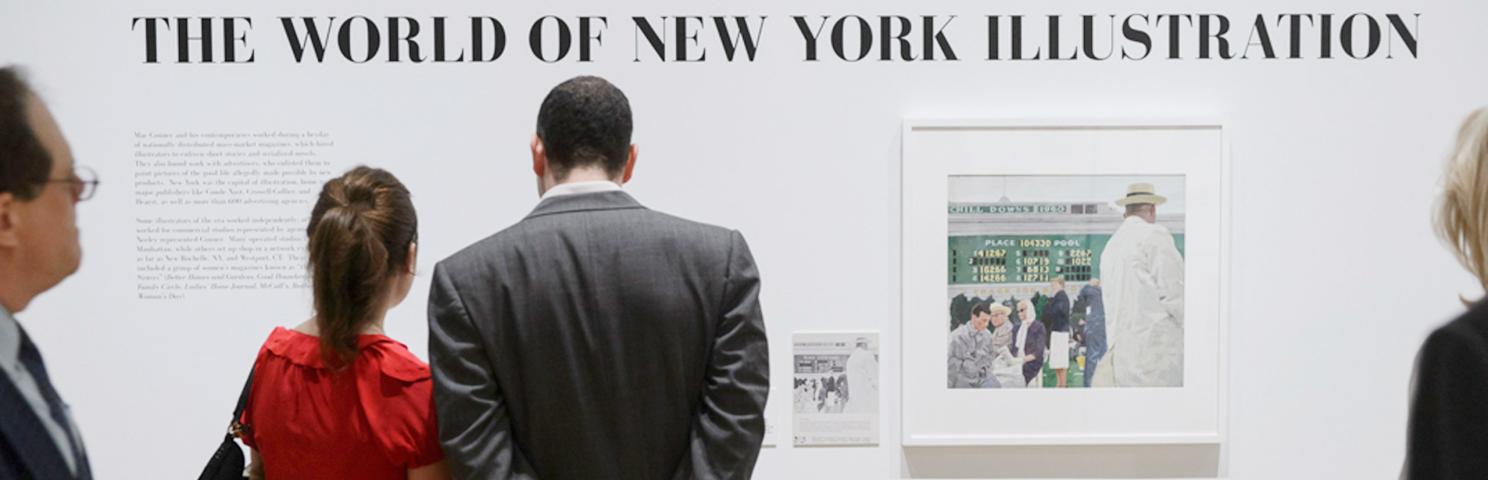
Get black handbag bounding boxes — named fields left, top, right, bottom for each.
left=198, top=369, right=254, bottom=480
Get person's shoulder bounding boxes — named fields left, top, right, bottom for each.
left=638, top=208, right=741, bottom=242
left=606, top=207, right=745, bottom=260
left=1415, top=307, right=1488, bottom=393
left=263, top=325, right=297, bottom=345
left=1447, top=301, right=1488, bottom=334
left=439, top=206, right=743, bottom=267
left=438, top=222, right=527, bottom=272
left=1132, top=224, right=1178, bottom=251
left=1427, top=303, right=1488, bottom=355
left=362, top=337, right=432, bottom=384
left=436, top=216, right=571, bottom=286
left=259, top=326, right=322, bottom=368
left=1139, top=221, right=1174, bottom=239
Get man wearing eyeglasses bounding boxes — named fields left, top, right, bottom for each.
left=0, top=66, right=97, bottom=480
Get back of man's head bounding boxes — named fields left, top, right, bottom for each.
left=536, top=76, right=632, bottom=180
left=0, top=67, right=50, bottom=201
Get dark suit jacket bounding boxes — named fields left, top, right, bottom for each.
left=429, top=191, right=769, bottom=480
left=1406, top=301, right=1488, bottom=478
left=0, top=364, right=90, bottom=480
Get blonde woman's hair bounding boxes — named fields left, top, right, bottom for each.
left=1437, top=108, right=1488, bottom=304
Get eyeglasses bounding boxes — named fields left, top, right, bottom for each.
left=45, top=166, right=99, bottom=202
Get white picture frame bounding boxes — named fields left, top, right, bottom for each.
left=900, top=119, right=1230, bottom=447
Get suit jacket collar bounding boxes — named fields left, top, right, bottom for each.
left=524, top=190, right=646, bottom=220
left=0, top=372, right=73, bottom=479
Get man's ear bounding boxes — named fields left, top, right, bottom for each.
left=531, top=135, right=547, bottom=178
left=621, top=144, right=638, bottom=184
left=0, top=193, right=19, bottom=248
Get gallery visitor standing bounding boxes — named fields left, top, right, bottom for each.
left=427, top=76, right=769, bottom=479
left=238, top=167, right=449, bottom=480
left=1405, top=108, right=1488, bottom=478
left=0, top=66, right=97, bottom=480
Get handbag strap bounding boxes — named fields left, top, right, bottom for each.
left=229, top=366, right=255, bottom=437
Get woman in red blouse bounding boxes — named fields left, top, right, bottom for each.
left=239, top=167, right=448, bottom=480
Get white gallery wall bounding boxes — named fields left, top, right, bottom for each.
left=0, top=0, right=1477, bottom=478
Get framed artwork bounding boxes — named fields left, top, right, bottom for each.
left=792, top=332, right=880, bottom=446
left=901, top=120, right=1229, bottom=446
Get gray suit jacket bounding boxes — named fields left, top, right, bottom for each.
left=429, top=191, right=769, bottom=480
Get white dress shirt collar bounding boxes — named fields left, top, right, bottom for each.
left=0, top=304, right=17, bottom=374
left=540, top=180, right=623, bottom=201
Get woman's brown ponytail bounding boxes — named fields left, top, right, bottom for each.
left=306, top=166, right=417, bottom=368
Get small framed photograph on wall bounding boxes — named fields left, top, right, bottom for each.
left=792, top=332, right=881, bottom=447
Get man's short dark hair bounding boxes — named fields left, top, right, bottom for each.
left=0, top=66, right=50, bottom=201
left=971, top=302, right=991, bottom=318
left=535, top=76, right=633, bottom=180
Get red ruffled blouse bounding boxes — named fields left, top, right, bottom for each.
left=240, top=327, right=443, bottom=479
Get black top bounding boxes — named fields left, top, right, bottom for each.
left=1045, top=290, right=1071, bottom=332
left=1406, top=300, right=1488, bottom=478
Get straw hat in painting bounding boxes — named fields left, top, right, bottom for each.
left=1114, top=182, right=1168, bottom=207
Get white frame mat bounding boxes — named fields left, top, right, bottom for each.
left=900, top=119, right=1230, bottom=447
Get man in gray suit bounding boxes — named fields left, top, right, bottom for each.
left=429, top=76, right=769, bottom=479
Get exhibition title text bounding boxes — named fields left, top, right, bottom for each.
left=130, top=13, right=1421, bottom=64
